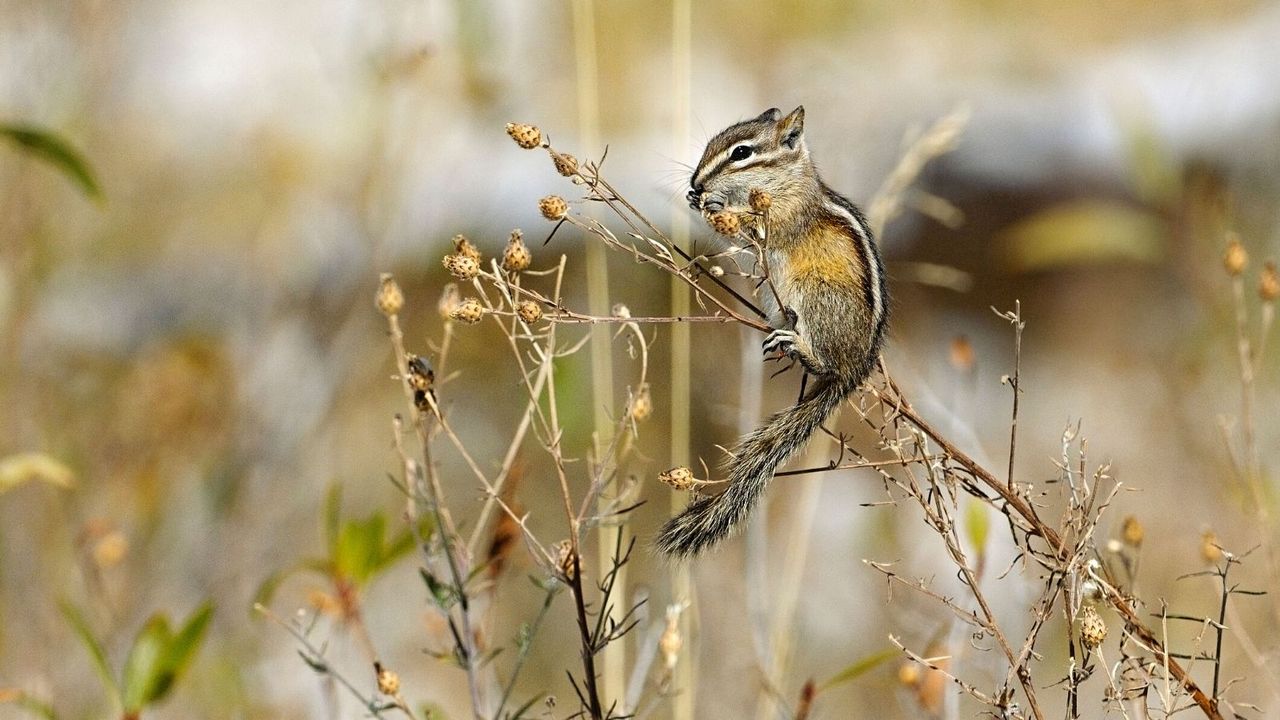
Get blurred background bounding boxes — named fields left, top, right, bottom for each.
left=3, top=0, right=1280, bottom=717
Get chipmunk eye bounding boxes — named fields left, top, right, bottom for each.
left=730, top=145, right=753, bottom=161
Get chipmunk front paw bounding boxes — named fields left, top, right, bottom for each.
left=762, top=329, right=799, bottom=357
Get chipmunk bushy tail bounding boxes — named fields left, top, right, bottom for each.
left=656, top=375, right=852, bottom=558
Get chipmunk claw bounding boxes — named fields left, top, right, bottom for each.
left=762, top=329, right=799, bottom=357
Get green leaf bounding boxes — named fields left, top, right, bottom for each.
left=335, top=514, right=386, bottom=584
left=121, top=614, right=171, bottom=711
left=0, top=124, right=101, bottom=200
left=58, top=600, right=121, bottom=710
left=817, top=647, right=898, bottom=692
left=122, top=604, right=213, bottom=711
left=157, top=603, right=213, bottom=699
left=965, top=499, right=990, bottom=556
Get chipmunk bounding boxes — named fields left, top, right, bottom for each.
left=656, top=106, right=888, bottom=558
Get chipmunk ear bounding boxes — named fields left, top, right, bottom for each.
left=757, top=107, right=783, bottom=122
left=779, top=106, right=805, bottom=149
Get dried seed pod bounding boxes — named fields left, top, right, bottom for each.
left=630, top=383, right=652, bottom=421
left=709, top=264, right=724, bottom=277
left=553, top=539, right=576, bottom=581
left=1079, top=578, right=1103, bottom=605
left=406, top=354, right=435, bottom=410
left=539, top=195, right=568, bottom=221
left=708, top=211, right=740, bottom=236
left=749, top=188, right=772, bottom=213
left=516, top=300, right=542, bottom=324
left=375, top=662, right=401, bottom=695
left=1260, top=260, right=1279, bottom=302
left=659, top=466, right=695, bottom=491
left=450, top=298, right=485, bottom=325
left=1121, top=515, right=1144, bottom=548
left=452, top=234, right=481, bottom=262
left=552, top=151, right=578, bottom=177
left=503, top=230, right=532, bottom=272
left=1079, top=605, right=1107, bottom=650
left=611, top=303, right=631, bottom=319
left=1224, top=234, right=1247, bottom=276
left=437, top=283, right=461, bottom=319
left=505, top=122, right=543, bottom=149
left=375, top=274, right=404, bottom=317
left=443, top=253, right=480, bottom=281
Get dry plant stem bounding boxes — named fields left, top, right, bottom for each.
left=258, top=604, right=413, bottom=720
left=385, top=311, right=485, bottom=718
left=871, top=375, right=1220, bottom=719
left=569, top=0, right=626, bottom=705
left=465, top=258, right=568, bottom=554
left=999, top=301, right=1024, bottom=487
left=669, top=6, right=697, bottom=710
left=1230, top=277, right=1264, bottom=506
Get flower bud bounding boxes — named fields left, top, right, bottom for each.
left=539, top=195, right=568, bottom=221
left=443, top=253, right=480, bottom=281
left=552, top=151, right=578, bottom=177
left=503, top=230, right=532, bottom=272
left=659, top=466, right=695, bottom=491
left=375, top=274, right=404, bottom=317
left=516, top=300, right=542, bottom=324
left=709, top=211, right=740, bottom=236
left=1260, top=260, right=1278, bottom=302
left=452, top=234, right=481, bottom=262
left=506, top=122, right=543, bottom=149
left=1079, top=605, right=1107, bottom=650
left=1224, top=234, right=1247, bottom=276
left=450, top=298, right=485, bottom=324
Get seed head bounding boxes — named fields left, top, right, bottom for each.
left=552, top=539, right=576, bottom=581
left=443, top=253, right=480, bottom=281
left=630, top=383, right=652, bottom=421
left=375, top=662, right=400, bottom=696
left=749, top=188, right=773, bottom=213
left=708, top=211, right=740, bottom=236
left=437, top=283, right=461, bottom=319
left=450, top=298, right=485, bottom=325
left=1224, top=234, right=1247, bottom=276
left=1201, top=530, right=1222, bottom=565
left=506, top=122, right=543, bottom=149
left=709, top=264, right=724, bottom=277
left=612, top=303, right=631, bottom=319
left=539, top=195, right=568, bottom=221
left=375, top=274, right=404, bottom=317
left=503, top=230, right=532, bottom=272
left=452, top=234, right=481, bottom=262
left=1260, top=261, right=1279, bottom=302
left=659, top=466, right=695, bottom=491
left=1079, top=606, right=1107, bottom=650
left=1121, top=515, right=1144, bottom=548
left=516, top=300, right=542, bottom=324
left=551, top=151, right=578, bottom=177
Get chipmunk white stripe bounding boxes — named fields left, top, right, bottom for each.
left=823, top=197, right=884, bottom=328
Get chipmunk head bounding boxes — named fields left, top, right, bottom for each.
left=687, top=106, right=812, bottom=215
